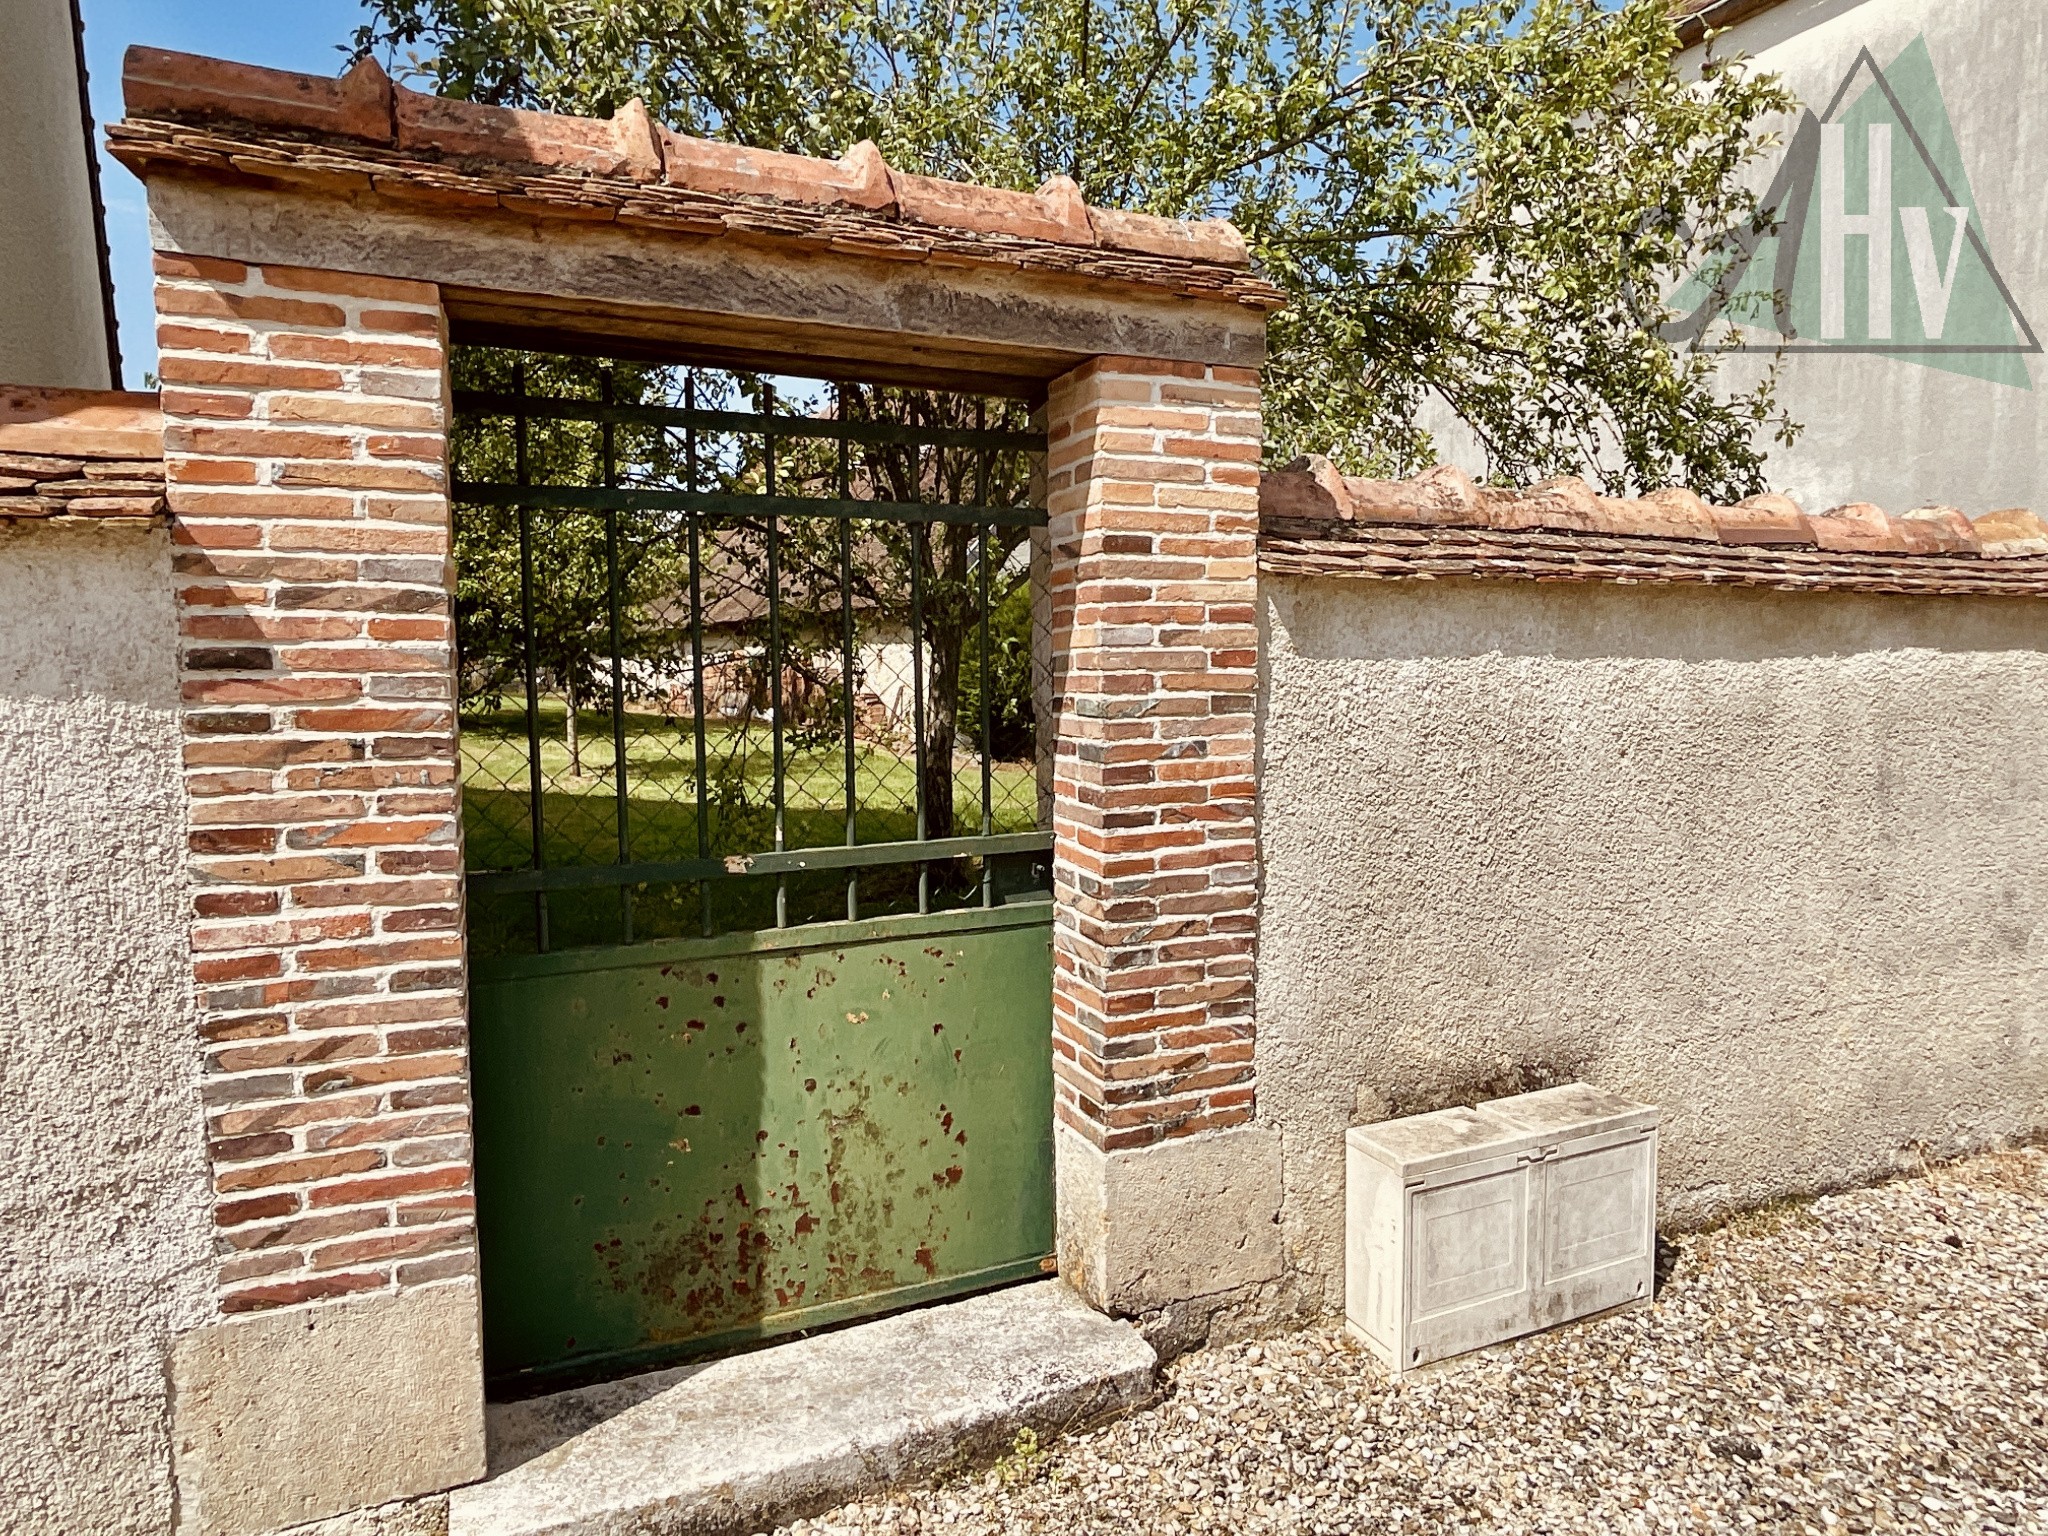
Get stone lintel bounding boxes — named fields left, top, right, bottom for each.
left=143, top=178, right=1267, bottom=395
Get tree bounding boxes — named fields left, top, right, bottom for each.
left=453, top=352, right=1038, bottom=846
left=356, top=0, right=1798, bottom=501
left=451, top=350, right=690, bottom=780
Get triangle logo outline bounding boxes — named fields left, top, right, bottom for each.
left=1665, top=41, right=2040, bottom=365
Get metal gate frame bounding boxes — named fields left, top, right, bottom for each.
left=451, top=358, right=1058, bottom=1390
left=455, top=368, right=1051, bottom=944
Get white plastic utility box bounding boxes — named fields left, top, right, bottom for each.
left=1345, top=1083, right=1659, bottom=1374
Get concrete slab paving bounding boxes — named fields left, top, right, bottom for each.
left=447, top=1280, right=1158, bottom=1536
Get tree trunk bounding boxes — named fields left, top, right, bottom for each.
left=565, top=677, right=583, bottom=777
left=922, top=621, right=964, bottom=843
left=918, top=525, right=975, bottom=843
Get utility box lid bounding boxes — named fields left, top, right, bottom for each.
left=1347, top=1085, right=1658, bottom=1180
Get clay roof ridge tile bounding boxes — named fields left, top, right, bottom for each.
left=1972, top=507, right=2048, bottom=559
left=660, top=128, right=896, bottom=211
left=1494, top=474, right=1602, bottom=534
left=395, top=86, right=653, bottom=180
left=123, top=45, right=396, bottom=144
left=1808, top=500, right=1909, bottom=554
left=1900, top=503, right=1982, bottom=555
left=1711, top=492, right=1816, bottom=547
left=1256, top=454, right=1349, bottom=521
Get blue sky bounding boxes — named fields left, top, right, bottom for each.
left=82, top=0, right=377, bottom=386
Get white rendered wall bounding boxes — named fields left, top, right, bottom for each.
left=0, top=0, right=116, bottom=388
left=1256, top=572, right=2048, bottom=1315
left=1677, top=0, right=2048, bottom=514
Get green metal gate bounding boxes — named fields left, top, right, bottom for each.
left=451, top=354, right=1054, bottom=1392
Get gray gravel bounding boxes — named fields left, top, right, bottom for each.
left=782, top=1147, right=2048, bottom=1536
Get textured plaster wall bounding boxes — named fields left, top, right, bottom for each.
left=0, top=522, right=211, bottom=1532
left=1257, top=574, right=2048, bottom=1315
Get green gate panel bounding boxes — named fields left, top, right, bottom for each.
left=470, top=902, right=1055, bottom=1391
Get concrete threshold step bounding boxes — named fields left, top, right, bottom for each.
left=448, top=1280, right=1158, bottom=1536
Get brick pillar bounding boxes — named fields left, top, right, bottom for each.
left=156, top=254, right=476, bottom=1313
left=1042, top=356, right=1282, bottom=1319
left=156, top=253, right=486, bottom=1523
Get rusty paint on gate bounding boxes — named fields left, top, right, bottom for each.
left=468, top=902, right=1055, bottom=1390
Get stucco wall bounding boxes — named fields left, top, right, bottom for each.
left=0, top=521, right=210, bottom=1532
left=1256, top=573, right=2048, bottom=1315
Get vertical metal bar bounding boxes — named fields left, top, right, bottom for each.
left=765, top=382, right=786, bottom=928
left=602, top=369, right=632, bottom=945
left=977, top=401, right=994, bottom=908
left=686, top=372, right=711, bottom=937
left=514, top=362, right=548, bottom=954
left=910, top=464, right=929, bottom=917
left=838, top=385, right=858, bottom=922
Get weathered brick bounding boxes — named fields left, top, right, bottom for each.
left=165, top=260, right=466, bottom=1307
left=218, top=1271, right=387, bottom=1313
left=152, top=252, right=249, bottom=283
left=303, top=1051, right=466, bottom=1094
left=193, top=952, right=283, bottom=985
left=157, top=323, right=253, bottom=355
left=194, top=889, right=281, bottom=919
left=214, top=1191, right=300, bottom=1227
left=217, top=1207, right=387, bottom=1253
left=198, top=1012, right=289, bottom=1045
left=305, top=1109, right=468, bottom=1151
left=215, top=1148, right=385, bottom=1193
left=307, top=1165, right=468, bottom=1208
left=157, top=356, right=344, bottom=391
left=258, top=265, right=438, bottom=304
left=308, top=1225, right=467, bottom=1271
left=396, top=1249, right=478, bottom=1286
left=1046, top=359, right=1261, bottom=1148
left=210, top=1131, right=295, bottom=1163
left=155, top=284, right=348, bottom=329
left=359, top=307, right=442, bottom=335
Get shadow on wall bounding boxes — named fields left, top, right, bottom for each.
left=1356, top=1056, right=1593, bottom=1125
left=1271, top=574, right=2048, bottom=666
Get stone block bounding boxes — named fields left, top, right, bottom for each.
left=447, top=1280, right=1153, bottom=1536
left=171, top=1280, right=486, bottom=1536
left=1056, top=1122, right=1283, bottom=1313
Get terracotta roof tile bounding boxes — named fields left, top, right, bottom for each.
left=0, top=388, right=165, bottom=522
left=124, top=47, right=395, bottom=143
left=109, top=46, right=1278, bottom=308
left=1258, top=457, right=2048, bottom=599
left=395, top=83, right=658, bottom=181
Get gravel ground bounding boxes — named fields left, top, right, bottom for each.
left=783, top=1147, right=2048, bottom=1536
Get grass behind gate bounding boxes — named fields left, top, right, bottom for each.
left=460, top=702, right=1045, bottom=957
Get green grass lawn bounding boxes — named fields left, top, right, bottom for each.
left=461, top=702, right=1046, bottom=956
